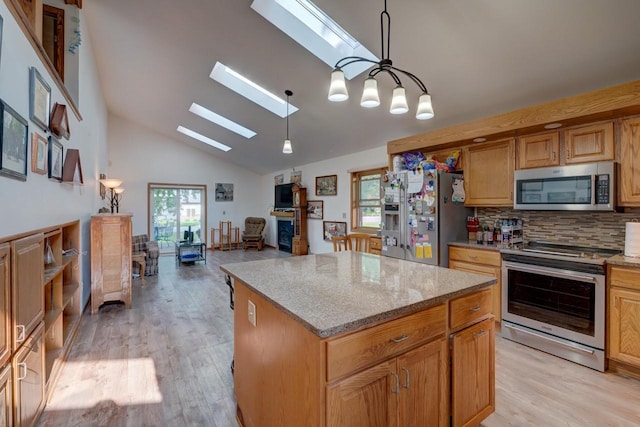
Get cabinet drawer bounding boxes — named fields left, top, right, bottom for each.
left=609, top=265, right=640, bottom=291
left=326, top=304, right=446, bottom=382
left=449, top=288, right=492, bottom=331
left=449, top=247, right=500, bottom=267
left=370, top=237, right=382, bottom=250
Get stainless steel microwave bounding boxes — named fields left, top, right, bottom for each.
left=514, top=161, right=615, bottom=211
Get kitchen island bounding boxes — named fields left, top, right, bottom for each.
left=221, top=252, right=497, bottom=427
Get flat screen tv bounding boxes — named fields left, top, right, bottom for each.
left=275, top=183, right=294, bottom=210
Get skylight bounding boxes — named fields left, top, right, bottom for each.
left=176, top=126, right=232, bottom=152
left=189, top=103, right=257, bottom=139
left=210, top=62, right=298, bottom=118
left=250, top=0, right=378, bottom=79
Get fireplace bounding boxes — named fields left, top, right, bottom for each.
left=277, top=220, right=293, bottom=253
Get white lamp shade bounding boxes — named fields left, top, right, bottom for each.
left=360, top=78, right=380, bottom=108
left=416, top=93, right=434, bottom=120
left=282, top=139, right=293, bottom=154
left=328, top=70, right=349, bottom=102
left=114, top=188, right=125, bottom=194
left=99, top=178, right=123, bottom=189
left=390, top=86, right=409, bottom=114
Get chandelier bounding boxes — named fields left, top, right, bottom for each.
left=327, top=0, right=434, bottom=120
left=282, top=90, right=294, bottom=154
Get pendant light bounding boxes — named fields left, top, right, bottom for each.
left=282, top=90, right=293, bottom=154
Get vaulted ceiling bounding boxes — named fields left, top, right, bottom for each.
left=83, top=0, right=640, bottom=175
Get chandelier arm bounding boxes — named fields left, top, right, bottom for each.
left=380, top=0, right=390, bottom=60
left=383, top=68, right=403, bottom=87
left=390, top=66, right=429, bottom=94
left=334, top=56, right=379, bottom=69
left=368, top=67, right=385, bottom=78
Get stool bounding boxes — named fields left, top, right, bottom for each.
left=132, top=252, right=146, bottom=286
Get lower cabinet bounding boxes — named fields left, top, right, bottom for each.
left=608, top=265, right=640, bottom=372
left=327, top=339, right=448, bottom=427
left=0, top=364, right=12, bottom=427
left=13, top=322, right=45, bottom=427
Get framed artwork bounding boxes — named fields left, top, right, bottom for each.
left=48, top=136, right=63, bottom=180
left=316, top=174, right=337, bottom=196
left=307, top=200, right=323, bottom=219
left=274, top=174, right=284, bottom=185
left=29, top=67, right=51, bottom=131
left=50, top=103, right=70, bottom=139
left=323, top=221, right=347, bottom=241
left=31, top=132, right=48, bottom=174
left=215, top=183, right=234, bottom=201
left=1, top=99, right=29, bottom=181
left=290, top=170, right=302, bottom=185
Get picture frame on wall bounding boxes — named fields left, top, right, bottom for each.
left=215, top=183, right=234, bottom=201
left=316, top=174, right=337, bottom=196
left=274, top=174, right=284, bottom=185
left=0, top=99, right=29, bottom=181
left=323, top=221, right=347, bottom=241
left=307, top=200, right=323, bottom=219
left=290, top=170, right=302, bottom=186
left=48, top=136, right=63, bottom=181
left=29, top=67, right=51, bottom=131
left=31, top=132, right=48, bottom=175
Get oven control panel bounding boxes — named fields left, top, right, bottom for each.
left=596, top=174, right=610, bottom=204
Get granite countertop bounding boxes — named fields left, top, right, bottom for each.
left=607, top=254, right=640, bottom=268
left=221, top=252, right=496, bottom=338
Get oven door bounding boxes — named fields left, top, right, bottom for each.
left=501, top=260, right=605, bottom=350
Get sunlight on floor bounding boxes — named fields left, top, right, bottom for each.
left=46, top=357, right=163, bottom=410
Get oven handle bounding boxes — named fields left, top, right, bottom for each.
left=503, top=262, right=598, bottom=283
left=503, top=323, right=595, bottom=355
left=591, top=175, right=596, bottom=206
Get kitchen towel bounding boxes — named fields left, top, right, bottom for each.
left=624, top=221, right=640, bottom=257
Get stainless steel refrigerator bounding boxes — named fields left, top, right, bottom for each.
left=380, top=169, right=472, bottom=267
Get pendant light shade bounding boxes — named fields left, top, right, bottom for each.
left=390, top=86, right=409, bottom=114
left=360, top=78, right=380, bottom=108
left=283, top=90, right=294, bottom=154
left=416, top=93, right=434, bottom=120
left=328, top=70, right=349, bottom=102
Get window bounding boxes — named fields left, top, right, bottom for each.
left=351, top=168, right=384, bottom=232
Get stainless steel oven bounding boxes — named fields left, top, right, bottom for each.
left=501, top=243, right=615, bottom=371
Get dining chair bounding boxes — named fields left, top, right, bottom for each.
left=331, top=236, right=351, bottom=252
left=348, top=233, right=371, bottom=253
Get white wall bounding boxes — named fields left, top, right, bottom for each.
left=0, top=2, right=108, bottom=306
left=107, top=114, right=265, bottom=241
left=262, top=145, right=388, bottom=254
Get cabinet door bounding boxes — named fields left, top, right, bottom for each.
left=451, top=318, right=495, bottom=427
left=13, top=322, right=45, bottom=427
left=0, top=245, right=10, bottom=366
left=449, top=260, right=501, bottom=322
left=11, top=234, right=44, bottom=351
left=327, top=359, right=398, bottom=427
left=0, top=364, right=12, bottom=427
left=564, top=121, right=614, bottom=164
left=516, top=132, right=559, bottom=169
left=463, top=139, right=515, bottom=206
left=397, top=339, right=448, bottom=427
left=620, top=116, right=640, bottom=205
left=609, top=288, right=640, bottom=366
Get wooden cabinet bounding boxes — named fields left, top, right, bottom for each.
left=449, top=246, right=502, bottom=322
left=619, top=116, right=640, bottom=206
left=370, top=236, right=382, bottom=255
left=91, top=214, right=133, bottom=314
left=11, top=234, right=44, bottom=352
left=517, top=131, right=560, bottom=169
left=463, top=139, right=515, bottom=206
left=13, top=322, right=45, bottom=427
left=0, top=245, right=10, bottom=368
left=0, top=364, right=12, bottom=427
left=564, top=121, right=614, bottom=164
left=291, top=185, right=308, bottom=256
left=608, top=265, right=640, bottom=369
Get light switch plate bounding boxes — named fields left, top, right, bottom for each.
left=248, top=300, right=257, bottom=326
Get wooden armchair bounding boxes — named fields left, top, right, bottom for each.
left=348, top=233, right=371, bottom=253
left=132, top=234, right=159, bottom=276
left=331, top=236, right=351, bottom=252
left=242, top=217, right=266, bottom=250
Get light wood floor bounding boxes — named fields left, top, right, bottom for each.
left=38, top=249, right=640, bottom=426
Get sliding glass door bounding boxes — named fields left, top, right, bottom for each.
left=149, top=184, right=207, bottom=253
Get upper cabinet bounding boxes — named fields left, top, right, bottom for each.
left=517, top=131, right=560, bottom=169
left=463, top=139, right=515, bottom=206
left=564, top=121, right=614, bottom=164
left=620, top=116, right=640, bottom=206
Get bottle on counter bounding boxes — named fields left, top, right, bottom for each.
left=483, top=226, right=489, bottom=244
left=486, top=226, right=494, bottom=244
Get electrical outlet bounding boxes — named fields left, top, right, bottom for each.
left=248, top=300, right=257, bottom=326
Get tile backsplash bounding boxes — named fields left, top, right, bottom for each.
left=478, top=208, right=640, bottom=251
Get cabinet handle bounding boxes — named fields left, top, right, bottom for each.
left=390, top=334, right=409, bottom=343
left=17, top=363, right=27, bottom=381
left=614, top=296, right=618, bottom=308
left=401, top=367, right=410, bottom=389
left=16, top=325, right=25, bottom=343
left=391, top=372, right=400, bottom=394
left=473, top=330, right=487, bottom=337
left=552, top=151, right=556, bottom=161
left=469, top=305, right=481, bottom=312
left=468, top=255, right=478, bottom=259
